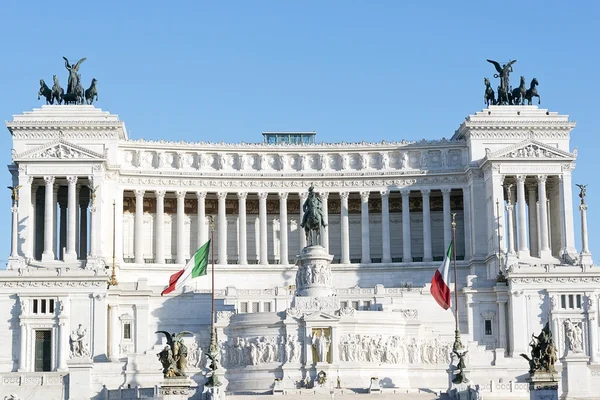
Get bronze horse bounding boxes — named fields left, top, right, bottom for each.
left=85, top=78, right=98, bottom=105
left=525, top=78, right=540, bottom=105
left=511, top=76, right=527, bottom=105
left=52, top=75, right=64, bottom=105
left=38, top=79, right=52, bottom=104
left=484, top=78, right=495, bottom=106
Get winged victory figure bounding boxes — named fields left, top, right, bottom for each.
left=487, top=59, right=517, bottom=100
left=63, top=56, right=87, bottom=95
left=7, top=186, right=22, bottom=204
left=155, top=330, right=193, bottom=377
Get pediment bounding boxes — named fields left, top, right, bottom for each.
left=486, top=139, right=576, bottom=161
left=302, top=311, right=340, bottom=323
left=14, top=139, right=106, bottom=161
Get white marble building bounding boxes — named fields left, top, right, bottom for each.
left=0, top=104, right=598, bottom=399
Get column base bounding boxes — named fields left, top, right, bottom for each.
left=580, top=252, right=593, bottom=266
left=64, top=252, right=78, bottom=262
left=361, top=257, right=371, bottom=264
left=41, top=252, right=55, bottom=262
left=527, top=372, right=558, bottom=400
left=539, top=249, right=553, bottom=259
left=518, top=249, right=530, bottom=258
left=382, top=257, right=392, bottom=263
left=403, top=256, right=413, bottom=263
left=7, top=256, right=23, bottom=270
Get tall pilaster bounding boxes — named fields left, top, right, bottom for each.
left=421, top=189, right=432, bottom=262
left=559, top=166, right=577, bottom=256
left=17, top=173, right=33, bottom=259
left=340, top=192, right=350, bottom=264
left=65, top=176, right=78, bottom=262
left=217, top=192, right=228, bottom=265
left=59, top=198, right=67, bottom=260
left=441, top=188, right=452, bottom=250
left=515, top=175, right=529, bottom=258
left=299, top=192, right=308, bottom=249
left=320, top=192, right=329, bottom=252
left=18, top=321, right=27, bottom=371
left=537, top=175, right=551, bottom=258
left=176, top=191, right=186, bottom=264
left=279, top=192, right=289, bottom=265
left=41, top=176, right=55, bottom=262
left=505, top=185, right=516, bottom=255
left=238, top=192, right=248, bottom=265
left=10, top=205, right=18, bottom=258
left=134, top=304, right=149, bottom=354
left=57, top=302, right=68, bottom=370
left=196, top=191, right=207, bottom=249
left=115, top=188, right=124, bottom=263
left=155, top=191, right=165, bottom=264
left=360, top=191, right=371, bottom=264
left=134, top=189, right=145, bottom=263
left=258, top=192, right=268, bottom=265
left=89, top=192, right=97, bottom=258
left=109, top=304, right=120, bottom=361
left=380, top=190, right=392, bottom=263
left=580, top=202, right=593, bottom=266
left=401, top=189, right=412, bottom=262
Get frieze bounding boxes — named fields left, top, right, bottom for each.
left=510, top=276, right=600, bottom=284
left=0, top=280, right=105, bottom=288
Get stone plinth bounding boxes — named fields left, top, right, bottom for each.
left=527, top=372, right=558, bottom=400
left=448, top=381, right=480, bottom=400
left=159, top=377, right=194, bottom=400
left=66, top=357, right=94, bottom=400
left=295, top=245, right=334, bottom=297
left=562, top=354, right=589, bottom=399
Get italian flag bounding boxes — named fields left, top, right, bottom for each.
left=161, top=240, right=210, bottom=296
left=430, top=241, right=452, bottom=310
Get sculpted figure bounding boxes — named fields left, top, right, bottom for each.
left=312, top=329, right=331, bottom=363
left=564, top=319, right=584, bottom=353
left=63, top=57, right=87, bottom=95
left=300, top=186, right=327, bottom=246
left=69, top=324, right=89, bottom=358
left=155, top=331, right=193, bottom=377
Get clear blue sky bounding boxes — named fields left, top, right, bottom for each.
left=1, top=1, right=598, bottom=264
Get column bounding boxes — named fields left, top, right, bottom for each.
left=514, top=175, right=529, bottom=257
left=65, top=176, right=78, bottom=261
left=587, top=296, right=598, bottom=363
left=59, top=199, right=67, bottom=260
left=109, top=304, right=120, bottom=361
left=380, top=190, right=392, bottom=263
left=79, top=196, right=88, bottom=259
left=17, top=173, right=33, bottom=259
left=217, top=192, right=228, bottom=265
left=53, top=185, right=58, bottom=258
left=57, top=320, right=67, bottom=370
left=497, top=299, right=508, bottom=350
left=340, top=192, right=350, bottom=264
left=506, top=201, right=516, bottom=255
left=441, top=188, right=452, bottom=250
left=258, top=192, right=268, bottom=265
left=527, top=183, right=538, bottom=257
left=155, top=191, right=165, bottom=264
left=299, top=192, right=308, bottom=249
left=176, top=191, right=186, bottom=264
left=10, top=205, right=18, bottom=258
left=89, top=195, right=97, bottom=258
left=18, top=322, right=27, bottom=371
left=115, top=188, right=124, bottom=263
left=401, top=189, right=412, bottom=262
left=134, top=304, right=149, bottom=354
left=462, top=186, right=473, bottom=261
left=559, top=169, right=577, bottom=256
left=279, top=192, right=289, bottom=265
left=238, top=192, right=248, bottom=265
left=134, top=190, right=145, bottom=263
left=421, top=189, right=433, bottom=262
left=41, top=176, right=55, bottom=261
left=92, top=294, right=108, bottom=359
left=537, top=175, right=551, bottom=258
left=580, top=203, right=592, bottom=265
left=320, top=192, right=329, bottom=252
left=196, top=191, right=207, bottom=249
left=360, top=191, right=370, bottom=264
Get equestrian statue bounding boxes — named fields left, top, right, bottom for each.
left=300, top=186, right=327, bottom=247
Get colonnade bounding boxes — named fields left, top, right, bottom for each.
left=120, top=187, right=471, bottom=265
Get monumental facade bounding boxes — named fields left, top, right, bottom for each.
left=0, top=103, right=598, bottom=399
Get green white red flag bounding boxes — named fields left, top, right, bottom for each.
left=430, top=241, right=452, bottom=310
left=161, top=239, right=210, bottom=296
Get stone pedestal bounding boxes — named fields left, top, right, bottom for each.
left=562, top=354, right=590, bottom=399
left=66, top=357, right=94, bottom=400
left=205, top=385, right=224, bottom=400
left=368, top=377, right=381, bottom=394
left=527, top=372, right=558, bottom=400
left=448, top=380, right=480, bottom=400
left=159, top=377, right=194, bottom=400
left=295, top=245, right=334, bottom=297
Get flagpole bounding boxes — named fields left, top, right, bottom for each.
left=207, top=214, right=221, bottom=389
left=210, top=215, right=215, bottom=326
left=451, top=212, right=463, bottom=351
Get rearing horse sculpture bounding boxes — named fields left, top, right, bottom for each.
left=301, top=186, right=327, bottom=246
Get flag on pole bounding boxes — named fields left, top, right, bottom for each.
left=161, top=239, right=210, bottom=296
left=430, top=241, right=453, bottom=310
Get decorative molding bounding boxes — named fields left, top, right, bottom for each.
left=14, top=138, right=106, bottom=160
left=510, top=276, right=600, bottom=284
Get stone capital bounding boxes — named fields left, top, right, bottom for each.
left=278, top=192, right=289, bottom=200
left=258, top=192, right=269, bottom=200
left=217, top=191, right=228, bottom=200
left=441, top=188, right=452, bottom=194
left=67, top=176, right=78, bottom=185
left=43, top=176, right=55, bottom=186
left=339, top=191, right=349, bottom=200
left=536, top=175, right=547, bottom=184
left=400, top=189, right=411, bottom=197
left=380, top=189, right=390, bottom=198
left=360, top=191, right=370, bottom=201
left=176, top=190, right=186, bottom=200
left=155, top=190, right=166, bottom=199
left=299, top=192, right=308, bottom=200
left=319, top=192, right=329, bottom=200
left=237, top=192, right=248, bottom=200
left=196, top=191, right=207, bottom=200
left=420, top=188, right=431, bottom=196
left=134, top=189, right=145, bottom=198
left=515, top=175, right=526, bottom=184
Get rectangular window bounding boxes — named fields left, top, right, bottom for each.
left=568, top=295, right=574, bottom=309
left=576, top=295, right=582, bottom=309
left=34, top=330, right=52, bottom=372
left=49, top=300, right=54, bottom=314
left=33, top=299, right=38, bottom=314
left=351, top=301, right=359, bottom=310
left=340, top=301, right=348, bottom=308
left=240, top=302, right=248, bottom=313
left=252, top=302, right=260, bottom=313
left=561, top=295, right=566, bottom=309
left=484, top=319, right=493, bottom=336
left=123, top=323, right=131, bottom=340
left=41, top=299, right=47, bottom=314
left=363, top=301, right=371, bottom=311
left=263, top=302, right=272, bottom=312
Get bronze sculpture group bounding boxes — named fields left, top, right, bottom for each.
left=38, top=57, right=98, bottom=105
left=484, top=59, right=540, bottom=106
left=300, top=185, right=327, bottom=246
left=520, top=322, right=557, bottom=374
left=156, top=331, right=193, bottom=378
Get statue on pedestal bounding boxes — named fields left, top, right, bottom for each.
left=156, top=330, right=193, bottom=377
left=69, top=324, right=90, bottom=358
left=300, top=186, right=327, bottom=246
left=520, top=322, right=557, bottom=373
